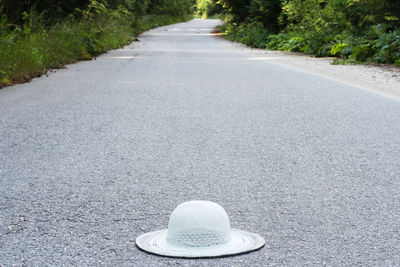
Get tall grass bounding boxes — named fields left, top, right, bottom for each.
left=0, top=7, right=191, bottom=88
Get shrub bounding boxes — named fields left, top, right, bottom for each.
left=0, top=1, right=193, bottom=88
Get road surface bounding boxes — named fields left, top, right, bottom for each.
left=1, top=19, right=400, bottom=266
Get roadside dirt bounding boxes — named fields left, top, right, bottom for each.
left=249, top=49, right=400, bottom=102
left=216, top=30, right=400, bottom=102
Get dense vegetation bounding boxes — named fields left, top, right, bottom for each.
left=216, top=0, right=400, bottom=65
left=195, top=0, right=225, bottom=18
left=2, top=0, right=398, bottom=87
left=0, top=0, right=193, bottom=87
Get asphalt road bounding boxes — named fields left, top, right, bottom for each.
left=1, top=19, right=400, bottom=266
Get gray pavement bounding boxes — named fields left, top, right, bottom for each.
left=1, top=19, right=400, bottom=266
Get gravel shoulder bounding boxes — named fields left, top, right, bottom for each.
left=217, top=33, right=400, bottom=101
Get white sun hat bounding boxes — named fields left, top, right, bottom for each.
left=135, top=200, right=265, bottom=258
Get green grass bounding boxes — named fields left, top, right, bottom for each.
left=0, top=9, right=191, bottom=88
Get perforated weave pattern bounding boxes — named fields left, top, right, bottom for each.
left=168, top=230, right=227, bottom=247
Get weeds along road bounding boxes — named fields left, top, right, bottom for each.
left=1, top=19, right=400, bottom=266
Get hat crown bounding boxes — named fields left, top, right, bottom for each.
left=166, top=200, right=232, bottom=247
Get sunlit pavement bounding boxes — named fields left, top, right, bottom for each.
left=1, top=19, right=400, bottom=266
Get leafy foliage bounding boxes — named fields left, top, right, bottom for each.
left=196, top=0, right=225, bottom=18
left=222, top=21, right=270, bottom=48
left=220, top=0, right=282, bottom=32
left=220, top=0, right=400, bottom=65
left=1, top=0, right=193, bottom=24
left=0, top=0, right=194, bottom=87
left=149, top=0, right=193, bottom=17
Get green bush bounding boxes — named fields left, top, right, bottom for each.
left=219, top=0, right=400, bottom=65
left=196, top=0, right=225, bottom=18
left=223, top=20, right=400, bottom=65
left=0, top=1, right=192, bottom=87
left=222, top=20, right=271, bottom=48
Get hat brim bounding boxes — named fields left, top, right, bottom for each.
left=135, top=228, right=265, bottom=258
